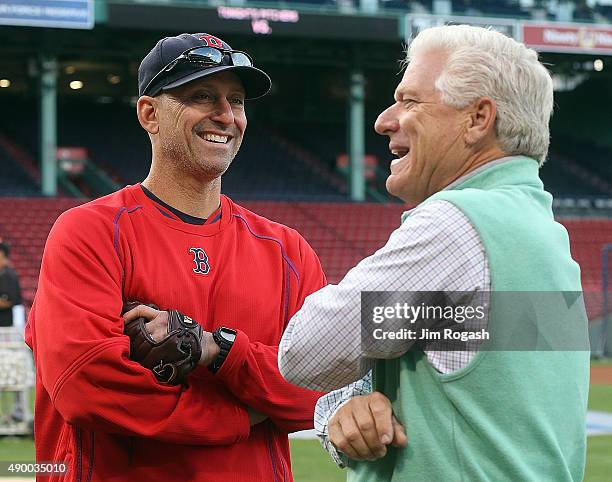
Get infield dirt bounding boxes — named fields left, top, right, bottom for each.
left=591, top=364, right=612, bottom=384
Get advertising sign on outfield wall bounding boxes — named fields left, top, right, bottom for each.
left=0, top=0, right=93, bottom=29
left=522, top=22, right=612, bottom=55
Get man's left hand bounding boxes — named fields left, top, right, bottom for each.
left=122, top=302, right=210, bottom=384
left=328, top=391, right=407, bottom=461
left=122, top=304, right=220, bottom=367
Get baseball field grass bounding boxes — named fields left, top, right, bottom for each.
left=1, top=361, right=611, bottom=481
left=294, top=364, right=612, bottom=482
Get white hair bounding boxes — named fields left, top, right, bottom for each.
left=408, top=25, right=553, bottom=164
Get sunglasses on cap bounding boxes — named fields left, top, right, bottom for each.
left=142, top=46, right=254, bottom=97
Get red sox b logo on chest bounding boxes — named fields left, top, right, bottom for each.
left=189, top=247, right=211, bottom=275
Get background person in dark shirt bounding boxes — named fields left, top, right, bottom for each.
left=0, top=241, right=22, bottom=327
left=0, top=240, right=27, bottom=424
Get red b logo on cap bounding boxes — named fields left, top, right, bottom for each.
left=198, top=34, right=224, bottom=49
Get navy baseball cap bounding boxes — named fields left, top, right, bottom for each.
left=138, top=33, right=271, bottom=99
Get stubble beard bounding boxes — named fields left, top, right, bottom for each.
left=159, top=133, right=242, bottom=182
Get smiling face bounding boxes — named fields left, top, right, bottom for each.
left=374, top=49, right=475, bottom=204
left=152, top=71, right=247, bottom=181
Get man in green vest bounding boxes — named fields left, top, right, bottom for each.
left=278, top=24, right=589, bottom=481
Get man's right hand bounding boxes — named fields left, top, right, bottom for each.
left=328, top=391, right=407, bottom=461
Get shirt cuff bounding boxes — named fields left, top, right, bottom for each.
left=317, top=399, right=352, bottom=469
left=323, top=437, right=349, bottom=468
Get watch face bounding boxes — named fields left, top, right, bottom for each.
left=220, top=328, right=237, bottom=343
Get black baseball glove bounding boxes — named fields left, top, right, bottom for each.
left=122, top=301, right=203, bottom=385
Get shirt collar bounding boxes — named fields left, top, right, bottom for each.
left=400, top=156, right=521, bottom=224
left=443, top=156, right=517, bottom=192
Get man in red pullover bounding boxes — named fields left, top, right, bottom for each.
left=25, top=32, right=326, bottom=482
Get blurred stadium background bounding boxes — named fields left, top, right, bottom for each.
left=0, top=0, right=611, bottom=480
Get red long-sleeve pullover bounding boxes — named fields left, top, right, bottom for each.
left=25, top=185, right=326, bottom=482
